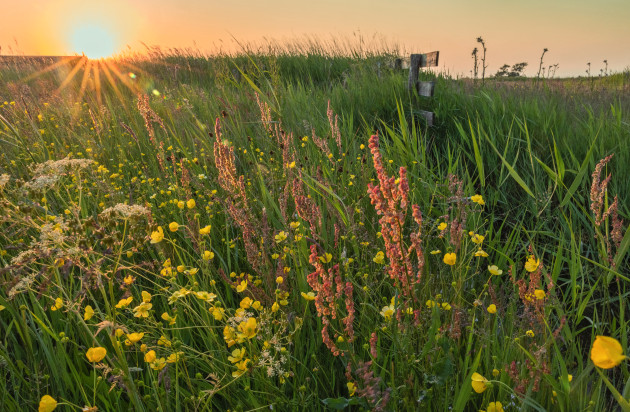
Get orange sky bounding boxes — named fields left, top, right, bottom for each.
left=1, top=0, right=628, bottom=77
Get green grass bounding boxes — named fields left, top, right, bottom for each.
left=0, top=44, right=628, bottom=411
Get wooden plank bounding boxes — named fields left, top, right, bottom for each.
left=417, top=81, right=435, bottom=97
left=407, top=51, right=440, bottom=90
left=418, top=110, right=434, bottom=127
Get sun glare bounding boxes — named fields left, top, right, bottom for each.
left=70, top=24, right=117, bottom=59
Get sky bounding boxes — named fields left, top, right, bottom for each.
left=0, top=0, right=628, bottom=77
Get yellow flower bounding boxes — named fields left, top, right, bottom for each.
left=232, top=359, right=249, bottom=377
left=240, top=297, right=253, bottom=309
left=144, top=350, right=156, bottom=363
left=437, top=222, right=447, bottom=231
left=126, top=332, right=144, bottom=344
left=51, top=297, right=63, bottom=311
left=275, top=231, right=287, bottom=243
left=123, top=275, right=135, bottom=285
left=426, top=300, right=437, bottom=309
left=169, top=222, right=179, bottom=232
left=430, top=250, right=441, bottom=255
left=38, top=395, right=58, bottom=412
left=492, top=368, right=500, bottom=377
left=133, top=302, right=152, bottom=318
left=236, top=280, right=248, bottom=292
left=84, top=305, right=94, bottom=321
left=252, top=301, right=262, bottom=310
left=487, top=304, right=497, bottom=314
left=158, top=335, right=172, bottom=347
left=471, top=372, right=489, bottom=393
left=471, top=234, right=485, bottom=244
left=177, top=200, right=185, bottom=209
left=487, top=401, right=503, bottom=412
left=347, top=382, right=357, bottom=397
left=443, top=253, right=456, bottom=266
left=276, top=276, right=284, bottom=284
left=199, top=225, right=211, bottom=235
left=271, top=302, right=279, bottom=313
left=228, top=347, right=246, bottom=363
left=237, top=317, right=257, bottom=339
left=210, top=306, right=225, bottom=320
left=141, top=290, right=152, bottom=303
left=186, top=199, right=196, bottom=209
left=150, top=226, right=164, bottom=243
left=161, top=312, right=177, bottom=325
left=526, top=330, right=535, bottom=337
left=591, top=336, right=626, bottom=369
left=471, top=194, right=485, bottom=205
left=289, top=221, right=300, bottom=229
left=86, top=347, right=107, bottom=363
left=380, top=304, right=395, bottom=320
left=488, top=265, right=503, bottom=276
left=167, top=352, right=183, bottom=363
left=534, top=289, right=546, bottom=300
left=525, top=255, right=540, bottom=272
left=373, top=251, right=385, bottom=264
left=150, top=358, right=167, bottom=370
left=301, top=291, right=316, bottom=301
left=475, top=250, right=489, bottom=257
left=441, top=302, right=452, bottom=311
left=203, top=250, right=215, bottom=260
left=319, top=253, right=333, bottom=263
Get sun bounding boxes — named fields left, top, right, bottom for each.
left=69, top=23, right=118, bottom=59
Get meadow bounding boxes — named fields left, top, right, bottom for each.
left=0, top=44, right=629, bottom=411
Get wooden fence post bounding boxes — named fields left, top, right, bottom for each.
left=407, top=51, right=439, bottom=126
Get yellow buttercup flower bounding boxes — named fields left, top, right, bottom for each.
left=126, top=332, right=144, bottom=344
left=133, top=302, right=152, bottom=318
left=591, top=336, right=626, bottom=369
left=471, top=194, right=485, bottom=205
left=236, top=280, right=247, bottom=292
left=228, top=347, right=246, bottom=363
left=83, top=305, right=94, bottom=321
left=380, top=304, right=395, bottom=320
left=169, top=222, right=179, bottom=232
left=474, top=250, right=489, bottom=257
left=488, top=265, right=503, bottom=276
left=186, top=199, right=196, bottom=209
left=471, top=233, right=485, bottom=244
left=199, top=225, right=211, bottom=235
left=275, top=231, right=287, bottom=243
left=115, top=296, right=133, bottom=308
left=487, top=401, right=504, bottom=412
left=443, top=253, right=456, bottom=266
left=86, top=347, right=107, bottom=363
left=487, top=304, right=497, bottom=314
left=144, top=350, right=156, bottom=363
left=141, top=290, right=152, bottom=303
left=534, top=289, right=546, bottom=300
left=38, top=395, right=58, bottom=412
left=347, top=382, right=357, bottom=397
left=525, top=255, right=540, bottom=272
left=437, top=222, right=447, bottom=231
left=150, top=226, right=164, bottom=243
left=237, top=317, right=257, bottom=339
left=471, top=372, right=489, bottom=393
left=301, top=291, right=316, bottom=301
left=526, top=330, right=535, bottom=337
left=203, top=250, right=215, bottom=260
left=373, top=251, right=385, bottom=264
left=320, top=253, right=333, bottom=263
left=150, top=358, right=167, bottom=370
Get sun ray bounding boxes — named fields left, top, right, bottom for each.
left=22, top=56, right=82, bottom=82
left=77, top=59, right=94, bottom=103
left=98, top=60, right=126, bottom=106
left=55, top=56, right=88, bottom=94
left=94, top=62, right=102, bottom=106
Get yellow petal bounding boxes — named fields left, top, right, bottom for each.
left=591, top=336, right=626, bottom=369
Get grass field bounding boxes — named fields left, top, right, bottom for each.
left=0, top=45, right=629, bottom=411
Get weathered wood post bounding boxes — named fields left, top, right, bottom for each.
left=407, top=51, right=439, bottom=126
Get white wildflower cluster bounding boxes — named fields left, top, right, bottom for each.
left=40, top=221, right=69, bottom=245
left=24, top=175, right=60, bottom=191
left=7, top=271, right=38, bottom=299
left=0, top=174, right=10, bottom=189
left=32, top=157, right=94, bottom=176
left=100, top=203, right=150, bottom=220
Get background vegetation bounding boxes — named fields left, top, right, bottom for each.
left=0, top=42, right=629, bottom=411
